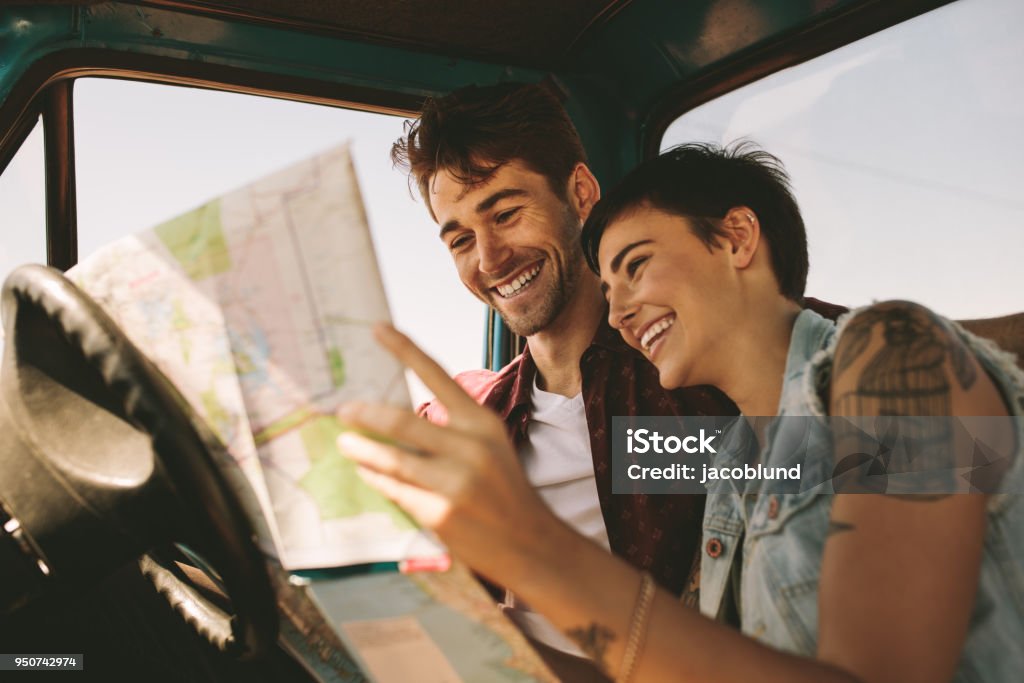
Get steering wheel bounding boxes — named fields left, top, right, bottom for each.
left=0, top=264, right=277, bottom=659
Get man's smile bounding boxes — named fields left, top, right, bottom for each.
left=493, top=261, right=543, bottom=299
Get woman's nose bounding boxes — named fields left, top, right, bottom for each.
left=608, top=290, right=638, bottom=330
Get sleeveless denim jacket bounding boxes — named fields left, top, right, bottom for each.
left=699, top=308, right=1024, bottom=681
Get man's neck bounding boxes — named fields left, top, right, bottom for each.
left=528, top=274, right=605, bottom=398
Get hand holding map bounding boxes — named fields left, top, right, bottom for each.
left=67, top=144, right=556, bottom=681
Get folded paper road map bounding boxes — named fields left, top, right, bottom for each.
left=69, top=143, right=555, bottom=683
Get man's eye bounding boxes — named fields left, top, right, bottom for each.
left=450, top=234, right=473, bottom=250
left=495, top=208, right=520, bottom=225
left=626, top=256, right=649, bottom=276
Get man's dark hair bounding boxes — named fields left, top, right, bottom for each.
left=581, top=142, right=809, bottom=301
left=391, top=83, right=587, bottom=214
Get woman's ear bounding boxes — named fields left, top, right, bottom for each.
left=722, top=206, right=760, bottom=269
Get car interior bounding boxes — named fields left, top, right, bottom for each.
left=0, top=1, right=1020, bottom=681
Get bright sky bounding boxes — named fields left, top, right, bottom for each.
left=662, top=0, right=1023, bottom=319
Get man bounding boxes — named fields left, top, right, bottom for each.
left=391, top=82, right=844, bottom=636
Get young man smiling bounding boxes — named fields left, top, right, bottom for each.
left=390, top=84, right=756, bottom=631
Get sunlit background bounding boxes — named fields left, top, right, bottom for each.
left=662, top=0, right=1023, bottom=319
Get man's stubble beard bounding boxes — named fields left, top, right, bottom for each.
left=496, top=208, right=583, bottom=338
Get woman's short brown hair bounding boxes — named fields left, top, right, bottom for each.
left=581, top=142, right=809, bottom=302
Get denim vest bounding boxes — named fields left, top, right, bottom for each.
left=699, top=309, right=1024, bottom=681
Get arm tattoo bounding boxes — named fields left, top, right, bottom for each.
left=834, top=305, right=979, bottom=415
left=565, top=623, right=616, bottom=671
left=827, top=520, right=856, bottom=537
left=831, top=305, right=977, bottom=498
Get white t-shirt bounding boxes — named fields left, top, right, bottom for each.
left=503, top=377, right=610, bottom=657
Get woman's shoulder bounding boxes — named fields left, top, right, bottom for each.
left=828, top=300, right=1009, bottom=418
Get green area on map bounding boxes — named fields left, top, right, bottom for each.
left=328, top=347, right=346, bottom=387
left=299, top=416, right=416, bottom=528
left=155, top=199, right=232, bottom=280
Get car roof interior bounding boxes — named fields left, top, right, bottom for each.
left=4, top=1, right=953, bottom=180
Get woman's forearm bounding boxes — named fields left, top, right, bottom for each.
left=500, top=514, right=857, bottom=683
left=336, top=366, right=857, bottom=681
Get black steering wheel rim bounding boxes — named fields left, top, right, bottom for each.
left=0, top=264, right=277, bottom=659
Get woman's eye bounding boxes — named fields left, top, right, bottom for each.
left=626, top=256, right=649, bottom=277
left=495, top=208, right=520, bottom=225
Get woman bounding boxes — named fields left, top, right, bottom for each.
left=337, top=144, right=1023, bottom=682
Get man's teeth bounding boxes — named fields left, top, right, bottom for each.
left=641, top=316, right=676, bottom=351
left=496, top=264, right=541, bottom=298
